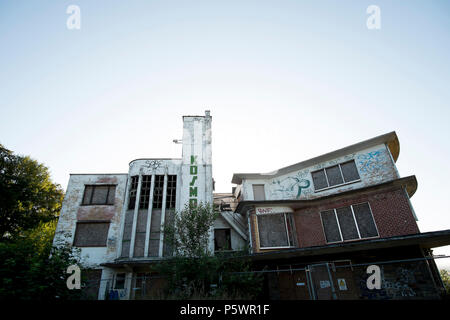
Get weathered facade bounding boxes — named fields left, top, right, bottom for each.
left=231, top=132, right=450, bottom=299
left=54, top=113, right=450, bottom=300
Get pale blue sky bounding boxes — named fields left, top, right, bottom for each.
left=1, top=1, right=450, bottom=267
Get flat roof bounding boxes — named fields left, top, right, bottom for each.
left=232, top=131, right=399, bottom=184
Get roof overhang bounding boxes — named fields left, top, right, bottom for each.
left=232, top=131, right=399, bottom=185
left=247, top=229, right=450, bottom=262
left=234, top=175, right=417, bottom=214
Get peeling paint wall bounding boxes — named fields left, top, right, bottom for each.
left=241, top=143, right=398, bottom=201
left=53, top=174, right=128, bottom=268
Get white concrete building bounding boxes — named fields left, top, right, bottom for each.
left=53, top=111, right=247, bottom=300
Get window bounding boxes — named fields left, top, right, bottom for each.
left=153, top=175, right=164, bottom=209
left=214, top=229, right=231, bottom=251
left=252, top=184, right=266, bottom=201
left=114, top=273, right=126, bottom=290
left=312, top=160, right=360, bottom=191
left=166, top=175, right=177, bottom=209
left=73, top=222, right=110, bottom=247
left=82, top=185, right=116, bottom=205
left=128, top=176, right=139, bottom=210
left=257, top=212, right=296, bottom=248
left=139, top=175, right=152, bottom=209
left=320, top=202, right=378, bottom=243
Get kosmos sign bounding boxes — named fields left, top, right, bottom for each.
left=189, top=155, right=198, bottom=206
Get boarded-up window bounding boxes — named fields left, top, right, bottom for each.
left=336, top=206, right=359, bottom=240
left=352, top=203, right=378, bottom=238
left=257, top=213, right=295, bottom=248
left=214, top=229, right=231, bottom=251
left=321, top=202, right=378, bottom=243
left=128, top=176, right=139, bottom=210
left=312, top=160, right=360, bottom=191
left=252, top=185, right=266, bottom=201
left=82, top=185, right=116, bottom=205
left=320, top=210, right=342, bottom=243
left=139, top=175, right=152, bottom=209
left=341, top=161, right=360, bottom=183
left=73, top=222, right=109, bottom=247
left=312, top=170, right=328, bottom=190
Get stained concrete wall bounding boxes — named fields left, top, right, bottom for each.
left=241, top=143, right=399, bottom=202
left=53, top=174, right=128, bottom=268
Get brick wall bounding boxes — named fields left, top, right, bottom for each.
left=294, top=186, right=419, bottom=248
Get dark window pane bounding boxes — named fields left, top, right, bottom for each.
left=353, top=203, right=378, bottom=238
left=321, top=210, right=342, bottom=242
left=336, top=206, right=359, bottom=240
left=214, top=229, right=231, bottom=251
left=91, top=186, right=109, bottom=204
left=258, top=213, right=288, bottom=247
left=139, top=175, right=152, bottom=209
left=325, top=165, right=344, bottom=187
left=166, top=175, right=177, bottom=209
left=73, top=222, right=109, bottom=247
left=128, top=176, right=139, bottom=210
left=107, top=186, right=116, bottom=205
left=82, top=186, right=93, bottom=205
left=341, top=161, right=360, bottom=183
left=115, top=273, right=125, bottom=289
left=153, top=175, right=164, bottom=209
left=312, top=170, right=328, bottom=190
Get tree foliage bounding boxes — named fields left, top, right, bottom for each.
left=0, top=144, right=64, bottom=240
left=153, top=202, right=263, bottom=299
left=440, top=269, right=450, bottom=295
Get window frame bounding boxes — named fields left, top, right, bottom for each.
left=256, top=212, right=297, bottom=250
left=319, top=202, right=379, bottom=244
left=81, top=184, right=116, bottom=206
left=72, top=220, right=110, bottom=247
left=312, top=160, right=361, bottom=192
left=214, top=228, right=232, bottom=252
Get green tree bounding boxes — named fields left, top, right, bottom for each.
left=153, top=202, right=263, bottom=299
left=440, top=269, right=450, bottom=295
left=0, top=144, right=64, bottom=240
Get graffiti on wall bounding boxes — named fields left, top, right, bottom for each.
left=270, top=170, right=312, bottom=200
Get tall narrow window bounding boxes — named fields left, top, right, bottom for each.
left=152, top=175, right=164, bottom=209
left=166, top=175, right=177, bottom=209
left=139, top=175, right=152, bottom=209
left=312, top=160, right=360, bottom=191
left=252, top=184, right=266, bottom=201
left=128, top=176, right=139, bottom=210
left=82, top=185, right=116, bottom=205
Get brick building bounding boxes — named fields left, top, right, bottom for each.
left=53, top=112, right=450, bottom=300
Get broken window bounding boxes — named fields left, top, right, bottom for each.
left=152, top=175, right=164, bottom=209
left=214, top=229, right=231, bottom=251
left=252, top=184, right=266, bottom=201
left=73, top=222, right=110, bottom=247
left=257, top=212, right=296, bottom=248
left=128, top=176, right=139, bottom=210
left=166, top=175, right=177, bottom=209
left=312, top=160, right=360, bottom=191
left=139, top=175, right=152, bottom=209
left=320, top=202, right=378, bottom=243
left=82, top=185, right=116, bottom=205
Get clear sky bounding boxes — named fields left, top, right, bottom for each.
left=1, top=1, right=450, bottom=268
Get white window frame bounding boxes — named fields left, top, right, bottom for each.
left=312, top=160, right=361, bottom=192
left=256, top=212, right=296, bottom=250
left=319, top=202, right=379, bottom=244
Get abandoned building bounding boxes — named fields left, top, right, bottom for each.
left=53, top=111, right=450, bottom=300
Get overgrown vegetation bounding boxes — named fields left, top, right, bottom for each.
left=440, top=269, right=450, bottom=296
left=152, top=202, right=263, bottom=299
left=0, top=144, right=84, bottom=300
